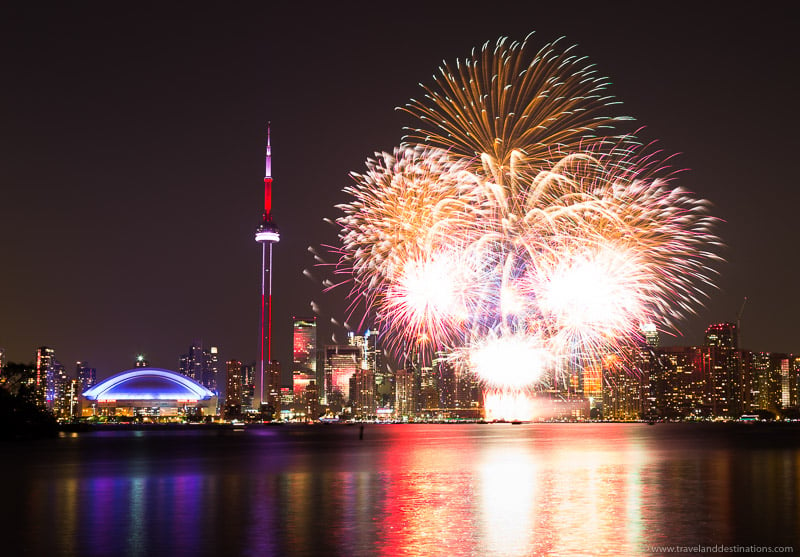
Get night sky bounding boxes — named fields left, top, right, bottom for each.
left=1, top=2, right=797, bottom=382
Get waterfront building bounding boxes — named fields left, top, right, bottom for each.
left=304, top=380, right=320, bottom=420
left=50, top=361, right=71, bottom=418
left=350, top=368, right=376, bottom=419
left=263, top=360, right=281, bottom=419
left=292, top=317, right=317, bottom=410
left=224, top=359, right=243, bottom=418
left=324, top=344, right=361, bottom=414
left=76, top=360, right=96, bottom=416
left=641, top=323, right=660, bottom=347
left=179, top=341, right=220, bottom=393
left=254, top=125, right=280, bottom=412
left=395, top=368, right=416, bottom=420
left=703, top=323, right=742, bottom=417
left=82, top=367, right=216, bottom=419
left=241, top=363, right=256, bottom=410
left=34, top=346, right=54, bottom=408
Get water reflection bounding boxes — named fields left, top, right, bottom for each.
left=1, top=424, right=799, bottom=556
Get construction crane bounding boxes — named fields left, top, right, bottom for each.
left=736, top=296, right=748, bottom=349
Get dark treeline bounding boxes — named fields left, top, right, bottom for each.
left=0, top=362, right=57, bottom=439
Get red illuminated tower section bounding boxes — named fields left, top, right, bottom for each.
left=254, top=124, right=281, bottom=416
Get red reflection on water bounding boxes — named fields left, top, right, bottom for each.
left=375, top=425, right=480, bottom=556
left=372, top=424, right=654, bottom=556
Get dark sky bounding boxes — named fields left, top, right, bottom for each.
left=1, top=2, right=797, bottom=382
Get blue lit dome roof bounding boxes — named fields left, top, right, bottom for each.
left=82, top=368, right=214, bottom=401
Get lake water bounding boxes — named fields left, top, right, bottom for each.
left=1, top=423, right=799, bottom=556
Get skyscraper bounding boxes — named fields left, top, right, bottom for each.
left=292, top=317, right=317, bottom=407
left=241, top=363, right=255, bottom=410
left=703, top=323, right=742, bottom=417
left=179, top=341, right=220, bottom=392
left=324, top=344, right=361, bottom=414
left=254, top=124, right=280, bottom=411
left=641, top=323, right=660, bottom=347
left=35, top=346, right=54, bottom=409
left=224, top=359, right=243, bottom=418
left=76, top=361, right=96, bottom=392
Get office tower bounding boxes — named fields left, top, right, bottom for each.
left=254, top=124, right=280, bottom=410
left=324, top=344, right=361, bottom=414
left=241, top=363, right=255, bottom=410
left=293, top=317, right=317, bottom=408
left=348, top=328, right=391, bottom=408
left=224, top=359, right=243, bottom=418
left=0, top=347, right=5, bottom=370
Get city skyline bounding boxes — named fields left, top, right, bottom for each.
left=1, top=3, right=798, bottom=377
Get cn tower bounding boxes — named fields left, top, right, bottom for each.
left=254, top=123, right=280, bottom=412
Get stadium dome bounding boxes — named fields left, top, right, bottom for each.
left=83, top=368, right=214, bottom=402
left=81, top=368, right=217, bottom=420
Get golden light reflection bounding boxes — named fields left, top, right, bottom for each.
left=479, top=443, right=537, bottom=555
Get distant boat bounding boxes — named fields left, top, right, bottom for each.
left=511, top=420, right=523, bottom=425
left=319, top=416, right=340, bottom=424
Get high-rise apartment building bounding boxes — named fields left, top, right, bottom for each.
left=641, top=323, right=660, bottom=347
left=703, top=323, right=742, bottom=417
left=350, top=368, right=376, bottom=419
left=76, top=361, right=96, bottom=392
left=50, top=361, right=70, bottom=418
left=224, top=359, right=243, bottom=418
left=35, top=346, right=54, bottom=408
left=263, top=360, right=281, bottom=419
left=395, top=368, right=416, bottom=420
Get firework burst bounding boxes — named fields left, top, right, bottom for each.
left=330, top=34, right=722, bottom=420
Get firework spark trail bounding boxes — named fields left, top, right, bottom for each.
left=401, top=33, right=633, bottom=171
left=330, top=34, right=722, bottom=419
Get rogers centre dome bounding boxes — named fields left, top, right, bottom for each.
left=82, top=367, right=216, bottom=418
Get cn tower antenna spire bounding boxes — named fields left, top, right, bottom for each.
left=265, top=121, right=272, bottom=179
left=263, top=122, right=274, bottom=223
